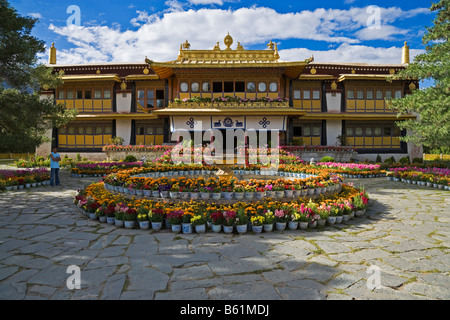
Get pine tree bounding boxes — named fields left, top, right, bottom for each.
left=388, top=0, right=450, bottom=150
left=0, top=0, right=76, bottom=153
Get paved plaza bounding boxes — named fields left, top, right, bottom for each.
left=0, top=169, right=449, bottom=300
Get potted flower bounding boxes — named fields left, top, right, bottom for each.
left=223, top=210, right=236, bottom=234
left=182, top=212, right=193, bottom=234
left=273, top=184, right=285, bottom=198
left=212, top=185, right=222, bottom=200
left=288, top=210, right=300, bottom=230
left=327, top=204, right=339, bottom=225
left=235, top=208, right=248, bottom=234
left=223, top=185, right=234, bottom=200
left=142, top=184, right=152, bottom=197
left=352, top=192, right=368, bottom=216
left=189, top=187, right=199, bottom=200
left=292, top=184, right=302, bottom=198
left=255, top=186, right=265, bottom=200
left=167, top=210, right=183, bottom=233
left=263, top=210, right=275, bottom=232
left=191, top=214, right=206, bottom=233
left=199, top=186, right=211, bottom=200
left=250, top=215, right=264, bottom=233
left=114, top=205, right=125, bottom=228
left=105, top=204, right=116, bottom=225
left=341, top=200, right=354, bottom=222
left=233, top=184, right=244, bottom=200
left=244, top=185, right=256, bottom=200
left=95, top=205, right=107, bottom=223
left=151, top=184, right=160, bottom=198
left=149, top=208, right=165, bottom=231
left=210, top=211, right=223, bottom=233
left=179, top=186, right=190, bottom=200
left=86, top=200, right=101, bottom=220
left=274, top=209, right=288, bottom=230
left=284, top=184, right=294, bottom=198
left=123, top=208, right=138, bottom=229
left=137, top=206, right=150, bottom=230
left=317, top=204, right=330, bottom=227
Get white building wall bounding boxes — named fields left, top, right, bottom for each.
left=116, top=92, right=132, bottom=113
left=116, top=119, right=132, bottom=145
left=326, top=119, right=342, bottom=147
left=326, top=92, right=341, bottom=113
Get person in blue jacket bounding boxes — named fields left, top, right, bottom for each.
left=49, top=147, right=61, bottom=187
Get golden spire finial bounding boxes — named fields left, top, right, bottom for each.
left=49, top=42, right=56, bottom=64
left=402, top=41, right=410, bottom=64
left=267, top=41, right=275, bottom=50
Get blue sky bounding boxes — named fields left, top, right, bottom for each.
left=10, top=0, right=435, bottom=67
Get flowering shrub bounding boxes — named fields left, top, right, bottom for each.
left=0, top=168, right=50, bottom=189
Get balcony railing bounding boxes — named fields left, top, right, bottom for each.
left=169, top=99, right=290, bottom=109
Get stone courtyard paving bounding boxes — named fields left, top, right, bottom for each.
left=0, top=169, right=449, bottom=300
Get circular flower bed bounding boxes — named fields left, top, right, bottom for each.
left=74, top=173, right=369, bottom=234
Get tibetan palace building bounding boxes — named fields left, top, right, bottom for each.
left=37, top=35, right=422, bottom=161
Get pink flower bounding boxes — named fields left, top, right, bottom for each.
left=274, top=209, right=284, bottom=218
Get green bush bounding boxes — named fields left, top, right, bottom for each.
left=124, top=155, right=138, bottom=163
left=399, top=156, right=410, bottom=164
left=320, top=156, right=335, bottom=162
left=384, top=156, right=396, bottom=164
left=376, top=155, right=382, bottom=163
left=412, top=157, right=423, bottom=164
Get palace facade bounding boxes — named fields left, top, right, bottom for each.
left=37, top=35, right=422, bottom=161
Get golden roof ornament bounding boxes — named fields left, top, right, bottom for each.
left=267, top=41, right=275, bottom=50
left=145, top=56, right=153, bottom=65
left=331, top=81, right=338, bottom=90
left=224, top=32, right=233, bottom=50
left=274, top=43, right=280, bottom=60
left=402, top=41, right=410, bottom=64
left=236, top=42, right=244, bottom=51
left=304, top=55, right=314, bottom=63
left=213, top=42, right=221, bottom=50
left=49, top=42, right=57, bottom=65
left=182, top=40, right=191, bottom=50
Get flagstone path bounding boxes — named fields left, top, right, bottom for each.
left=0, top=168, right=449, bottom=300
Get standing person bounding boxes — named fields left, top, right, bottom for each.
left=49, top=147, right=61, bottom=187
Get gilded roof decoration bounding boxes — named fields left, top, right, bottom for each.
left=145, top=33, right=309, bottom=79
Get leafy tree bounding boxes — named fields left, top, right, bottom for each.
left=0, top=0, right=76, bottom=153
left=387, top=0, right=449, bottom=149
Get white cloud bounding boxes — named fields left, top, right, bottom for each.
left=47, top=5, right=429, bottom=65
left=28, top=12, right=43, bottom=19
left=355, top=25, right=410, bottom=41
left=280, top=43, right=425, bottom=64
left=189, top=0, right=224, bottom=5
